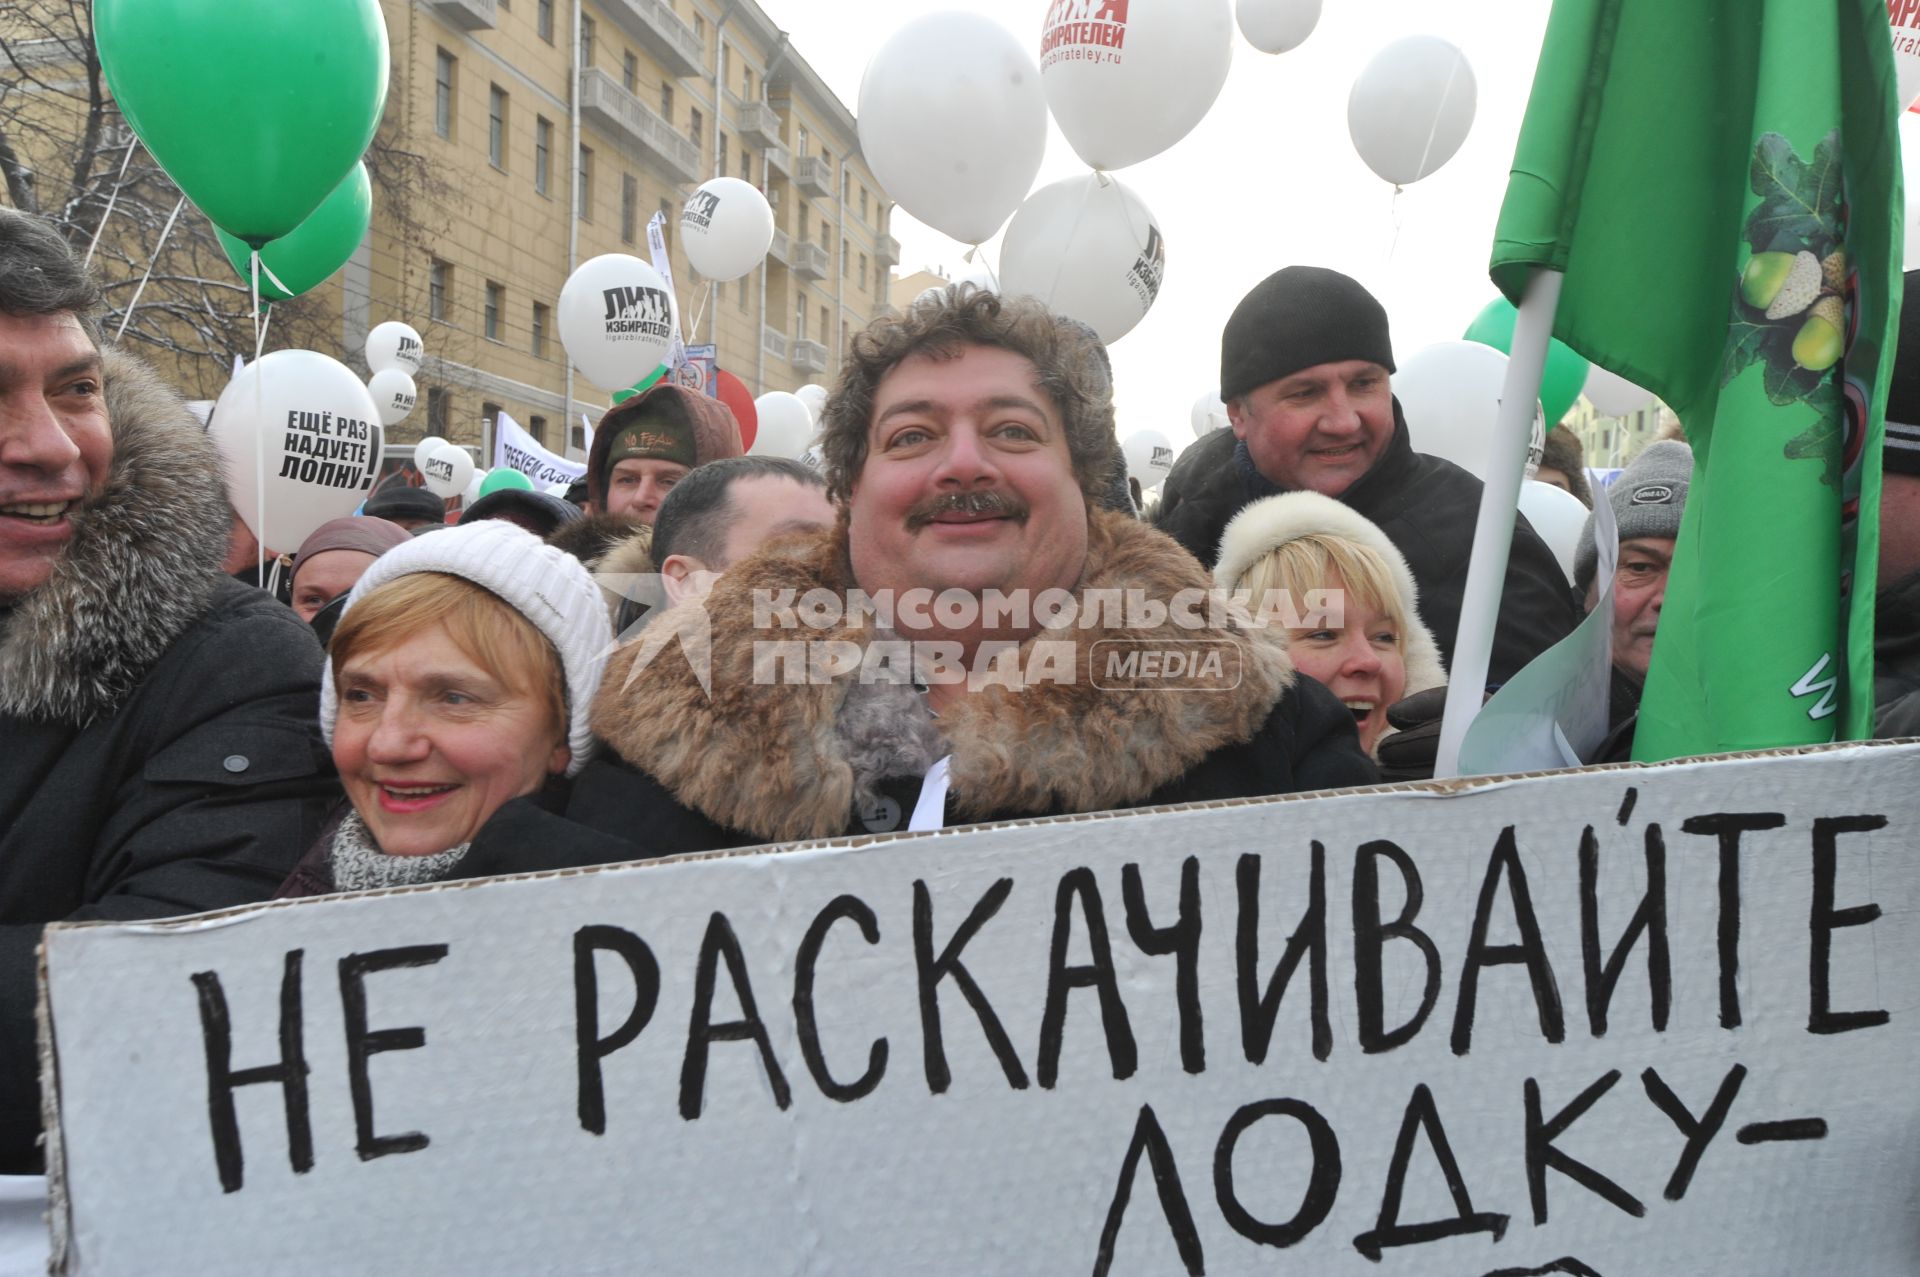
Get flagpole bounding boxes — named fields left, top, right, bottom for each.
left=1433, top=268, right=1564, bottom=777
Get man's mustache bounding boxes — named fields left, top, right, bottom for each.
left=905, top=489, right=1029, bottom=531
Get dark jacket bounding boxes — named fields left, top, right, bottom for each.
left=0, top=352, right=339, bottom=1173
left=277, top=785, right=642, bottom=896
left=1155, top=401, right=1580, bottom=685
left=1875, top=570, right=1920, bottom=737
left=570, top=512, right=1378, bottom=856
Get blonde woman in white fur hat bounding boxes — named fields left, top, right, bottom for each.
left=279, top=519, right=634, bottom=897
left=1213, top=492, right=1446, bottom=756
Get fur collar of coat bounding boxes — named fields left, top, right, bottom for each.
left=0, top=349, right=231, bottom=724
left=1211, top=490, right=1448, bottom=699
left=593, top=511, right=1298, bottom=842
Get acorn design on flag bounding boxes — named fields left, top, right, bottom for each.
left=1724, top=129, right=1850, bottom=399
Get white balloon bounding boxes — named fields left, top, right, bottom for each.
left=681, top=177, right=775, bottom=282
left=365, top=321, right=424, bottom=376
left=412, top=435, right=448, bottom=472
left=1347, top=35, right=1477, bottom=185
left=1393, top=340, right=1510, bottom=480
left=799, top=444, right=826, bottom=473
left=1526, top=399, right=1547, bottom=480
left=858, top=12, right=1047, bottom=245
left=558, top=254, right=677, bottom=392
left=1041, top=0, right=1233, bottom=172
left=1236, top=0, right=1321, bottom=54
left=750, top=392, right=814, bottom=459
left=1895, top=6, right=1920, bottom=112
left=1517, top=479, right=1591, bottom=585
left=421, top=442, right=475, bottom=499
left=998, top=173, right=1165, bottom=344
left=367, top=368, right=417, bottom=427
left=209, top=349, right=385, bottom=551
left=462, top=468, right=487, bottom=506
left=1190, top=390, right=1229, bottom=436
left=1122, top=429, right=1178, bottom=489
left=794, top=383, right=830, bottom=421
left=1583, top=364, right=1657, bottom=418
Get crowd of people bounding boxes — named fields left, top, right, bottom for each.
left=3, top=202, right=1917, bottom=1174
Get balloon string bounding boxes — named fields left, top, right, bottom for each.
left=82, top=135, right=140, bottom=270
left=1042, top=171, right=1103, bottom=310
left=1409, top=54, right=1464, bottom=190
left=256, top=257, right=294, bottom=298
left=1386, top=184, right=1407, bottom=267
left=113, top=194, right=186, bottom=342
left=252, top=250, right=267, bottom=591
left=688, top=281, right=712, bottom=343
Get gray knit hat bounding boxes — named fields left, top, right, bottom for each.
left=1219, top=266, right=1395, bottom=403
left=1574, top=439, right=1693, bottom=592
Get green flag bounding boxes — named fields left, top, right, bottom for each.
left=1490, top=0, right=1903, bottom=759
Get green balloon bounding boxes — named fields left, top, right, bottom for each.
left=96, top=0, right=389, bottom=247
left=478, top=468, right=536, bottom=497
left=609, top=365, right=668, bottom=405
left=1462, top=297, right=1591, bottom=425
left=217, top=162, right=370, bottom=302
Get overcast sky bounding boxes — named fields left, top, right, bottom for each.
left=764, top=0, right=1920, bottom=458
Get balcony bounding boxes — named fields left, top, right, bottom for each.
left=427, top=0, right=496, bottom=28
left=874, top=233, right=900, bottom=267
left=737, top=100, right=783, bottom=150
left=602, top=0, right=704, bottom=79
left=761, top=142, right=792, bottom=176
left=579, top=68, right=701, bottom=185
left=791, top=339, right=828, bottom=375
left=790, top=239, right=828, bottom=280
left=766, top=229, right=791, bottom=267
left=794, top=155, right=831, bottom=198
left=762, top=326, right=788, bottom=361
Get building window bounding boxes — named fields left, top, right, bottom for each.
left=794, top=294, right=805, bottom=339
left=577, top=146, right=593, bottom=221
left=694, top=13, right=706, bottom=48
left=821, top=218, right=832, bottom=250
left=738, top=275, right=748, bottom=310
left=718, top=133, right=728, bottom=180
left=434, top=49, right=455, bottom=139
left=859, top=253, right=868, bottom=291
left=622, top=50, right=637, bottom=93
left=840, top=236, right=849, bottom=278
left=482, top=402, right=502, bottom=452
left=531, top=302, right=548, bottom=358
left=797, top=123, right=810, bottom=157
left=743, top=67, right=753, bottom=100
left=537, top=0, right=553, bottom=42
left=621, top=173, right=637, bottom=245
left=660, top=83, right=674, bottom=124
left=841, top=170, right=850, bottom=201
left=428, top=258, right=449, bottom=321
left=799, top=205, right=808, bottom=242
left=426, top=386, right=450, bottom=436
left=534, top=116, right=552, bottom=195
left=689, top=106, right=703, bottom=146
left=528, top=415, right=547, bottom=446
left=579, top=15, right=595, bottom=67
left=820, top=305, right=829, bottom=345
left=720, top=44, right=730, bottom=91
left=740, top=152, right=752, bottom=184
left=488, top=85, right=507, bottom=169
left=484, top=282, right=503, bottom=341
left=860, top=187, right=869, bottom=223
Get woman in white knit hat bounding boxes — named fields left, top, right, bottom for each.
left=280, top=520, right=631, bottom=896
left=1213, top=491, right=1446, bottom=756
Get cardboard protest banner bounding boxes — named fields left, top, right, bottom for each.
left=489, top=410, right=586, bottom=489
left=38, top=742, right=1920, bottom=1275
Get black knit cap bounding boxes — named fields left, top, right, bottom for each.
left=1219, top=266, right=1395, bottom=403
left=1884, top=268, right=1920, bottom=479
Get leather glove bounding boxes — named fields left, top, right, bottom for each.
left=1374, top=686, right=1449, bottom=783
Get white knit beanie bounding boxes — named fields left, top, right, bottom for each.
left=319, top=520, right=613, bottom=776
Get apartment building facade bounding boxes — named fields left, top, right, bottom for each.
left=368, top=0, right=897, bottom=458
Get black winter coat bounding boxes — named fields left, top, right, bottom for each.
left=1156, top=403, right=1580, bottom=686
left=567, top=672, right=1379, bottom=857
left=0, top=353, right=339, bottom=1173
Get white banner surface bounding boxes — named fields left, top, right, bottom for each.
left=489, top=410, right=586, bottom=488
left=39, top=742, right=1920, bottom=1275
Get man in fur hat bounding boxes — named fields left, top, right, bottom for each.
left=1156, top=266, right=1579, bottom=685
left=567, top=287, right=1376, bottom=852
left=0, top=210, right=338, bottom=1171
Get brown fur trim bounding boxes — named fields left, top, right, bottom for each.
left=592, top=510, right=1294, bottom=841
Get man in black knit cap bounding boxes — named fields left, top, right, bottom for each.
left=1156, top=265, right=1578, bottom=685
left=1874, top=269, right=1920, bottom=736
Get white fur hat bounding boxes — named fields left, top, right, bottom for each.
left=1212, top=491, right=1447, bottom=698
left=319, top=520, right=613, bottom=776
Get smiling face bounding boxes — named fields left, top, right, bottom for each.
left=333, top=624, right=569, bottom=856
left=0, top=311, right=112, bottom=602
left=1229, top=359, right=1394, bottom=497
left=1286, top=572, right=1407, bottom=753
left=847, top=344, right=1088, bottom=616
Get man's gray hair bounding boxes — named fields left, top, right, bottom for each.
left=0, top=208, right=104, bottom=347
